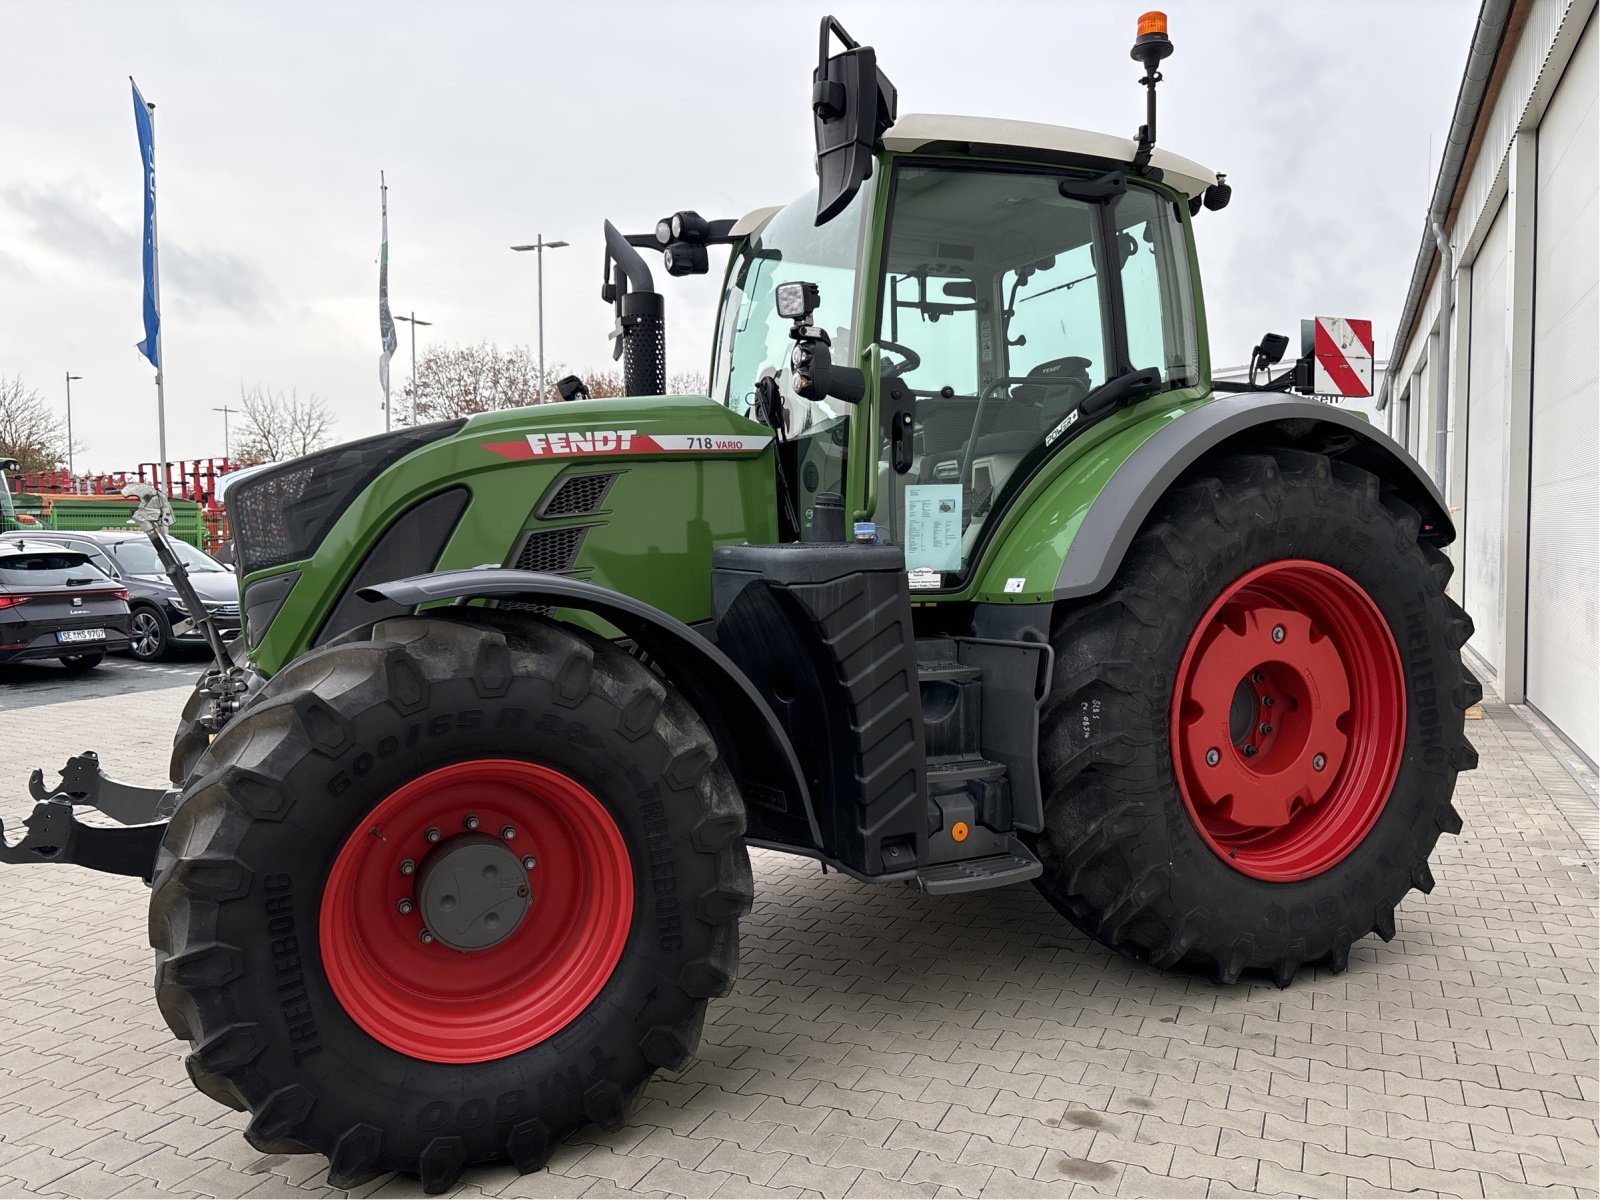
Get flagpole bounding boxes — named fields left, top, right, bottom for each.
left=379, top=171, right=398, bottom=433
left=381, top=172, right=390, bottom=432
left=148, top=97, right=169, bottom=498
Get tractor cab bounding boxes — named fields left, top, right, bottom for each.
left=711, top=116, right=1215, bottom=585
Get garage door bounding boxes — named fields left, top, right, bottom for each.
left=1527, top=14, right=1598, bottom=762
left=1463, top=199, right=1510, bottom=675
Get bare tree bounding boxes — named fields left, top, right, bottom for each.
left=563, top=368, right=708, bottom=400
left=403, top=342, right=545, bottom=422
left=234, top=385, right=335, bottom=462
left=398, top=345, right=713, bottom=417
left=0, top=375, right=68, bottom=473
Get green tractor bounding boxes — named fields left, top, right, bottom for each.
left=5, top=15, right=1477, bottom=1192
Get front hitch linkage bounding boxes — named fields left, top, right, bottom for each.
left=1, top=753, right=176, bottom=880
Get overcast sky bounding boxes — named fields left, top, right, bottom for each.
left=0, top=1, right=1478, bottom=470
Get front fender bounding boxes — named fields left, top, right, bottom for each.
left=361, top=569, right=820, bottom=851
left=974, top=395, right=1452, bottom=603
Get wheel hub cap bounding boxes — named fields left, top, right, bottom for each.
left=1171, top=560, right=1405, bottom=881
left=319, top=759, right=634, bottom=1063
left=416, top=833, right=531, bottom=951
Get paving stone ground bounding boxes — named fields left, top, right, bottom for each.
left=0, top=680, right=1595, bottom=1199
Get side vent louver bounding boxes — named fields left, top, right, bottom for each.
left=512, top=525, right=590, bottom=573
left=536, top=472, right=619, bottom=519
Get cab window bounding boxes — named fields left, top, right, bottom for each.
left=872, top=163, right=1197, bottom=579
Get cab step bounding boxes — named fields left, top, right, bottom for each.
left=917, top=841, right=1042, bottom=894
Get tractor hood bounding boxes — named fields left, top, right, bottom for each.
left=232, top=395, right=780, bottom=673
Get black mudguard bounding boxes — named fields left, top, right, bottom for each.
left=360, top=570, right=821, bottom=851
left=1054, top=396, right=1454, bottom=599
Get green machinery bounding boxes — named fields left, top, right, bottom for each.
left=5, top=15, right=1477, bottom=1192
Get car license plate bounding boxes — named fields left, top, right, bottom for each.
left=56, top=628, right=106, bottom=644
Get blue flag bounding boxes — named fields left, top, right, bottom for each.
left=131, top=78, right=160, bottom=371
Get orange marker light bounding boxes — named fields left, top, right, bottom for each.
left=951, top=821, right=970, bottom=842
left=1137, top=11, right=1168, bottom=37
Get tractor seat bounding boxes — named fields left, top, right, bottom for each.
left=972, top=355, right=1094, bottom=456
left=1015, top=355, right=1093, bottom=430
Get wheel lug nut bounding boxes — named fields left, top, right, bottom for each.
left=396, top=898, right=414, bottom=915
left=1262, top=696, right=1276, bottom=707
left=1271, top=625, right=1286, bottom=643
left=419, top=929, right=434, bottom=945
left=1205, top=748, right=1220, bottom=767
left=425, top=827, right=441, bottom=843
left=501, top=825, right=516, bottom=840
left=464, top=814, right=480, bottom=831
left=521, top=855, right=537, bottom=870
left=1243, top=744, right=1258, bottom=757
left=1259, top=723, right=1272, bottom=735
left=1313, top=753, right=1327, bottom=771
left=1251, top=671, right=1265, bottom=684
left=399, top=859, right=416, bottom=876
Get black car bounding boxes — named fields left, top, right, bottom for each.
left=0, top=530, right=239, bottom=661
left=0, top=543, right=132, bottom=670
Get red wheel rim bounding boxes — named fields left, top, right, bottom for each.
left=319, top=759, right=633, bottom=1063
left=1170, top=560, right=1405, bottom=882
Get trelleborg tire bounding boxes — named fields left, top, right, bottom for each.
left=168, top=676, right=211, bottom=786
left=1034, top=449, right=1480, bottom=986
left=148, top=612, right=752, bottom=1192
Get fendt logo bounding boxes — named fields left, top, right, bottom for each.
left=482, top=428, right=773, bottom=461
left=528, top=429, right=637, bottom=456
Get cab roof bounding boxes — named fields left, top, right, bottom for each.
left=882, top=113, right=1218, bottom=199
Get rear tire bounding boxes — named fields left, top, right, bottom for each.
left=1034, top=450, right=1479, bottom=985
left=149, top=612, right=752, bottom=1191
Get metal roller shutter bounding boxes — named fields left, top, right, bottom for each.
left=1527, top=14, right=1598, bottom=762
left=1464, top=200, right=1511, bottom=676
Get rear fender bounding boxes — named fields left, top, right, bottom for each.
left=360, top=569, right=820, bottom=851
left=975, top=396, right=1452, bottom=603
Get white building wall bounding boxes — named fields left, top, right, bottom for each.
left=1389, top=0, right=1599, bottom=763
left=1525, top=14, right=1598, bottom=760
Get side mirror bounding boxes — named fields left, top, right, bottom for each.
left=812, top=16, right=897, bottom=226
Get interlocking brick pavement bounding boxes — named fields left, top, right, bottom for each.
left=0, top=681, right=1595, bottom=1199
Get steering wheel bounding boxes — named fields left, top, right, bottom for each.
left=877, top=340, right=922, bottom=377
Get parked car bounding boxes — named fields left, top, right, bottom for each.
left=0, top=530, right=239, bottom=661
left=0, top=541, right=132, bottom=671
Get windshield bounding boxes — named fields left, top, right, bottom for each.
left=873, top=163, right=1198, bottom=579
left=712, top=185, right=868, bottom=436
left=110, top=538, right=225, bottom=575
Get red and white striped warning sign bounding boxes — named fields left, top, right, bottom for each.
left=1312, top=317, right=1374, bottom=398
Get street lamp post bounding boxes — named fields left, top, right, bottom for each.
left=212, top=404, right=238, bottom=461
left=394, top=312, right=433, bottom=425
left=64, top=373, right=82, bottom=478
left=510, top=236, right=569, bottom=402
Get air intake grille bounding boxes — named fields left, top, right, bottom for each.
left=229, top=421, right=464, bottom=574
left=513, top=525, right=589, bottom=574
left=537, top=473, right=618, bottom=519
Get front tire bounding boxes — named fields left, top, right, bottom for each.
left=1034, top=450, right=1479, bottom=985
left=149, top=613, right=752, bottom=1191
